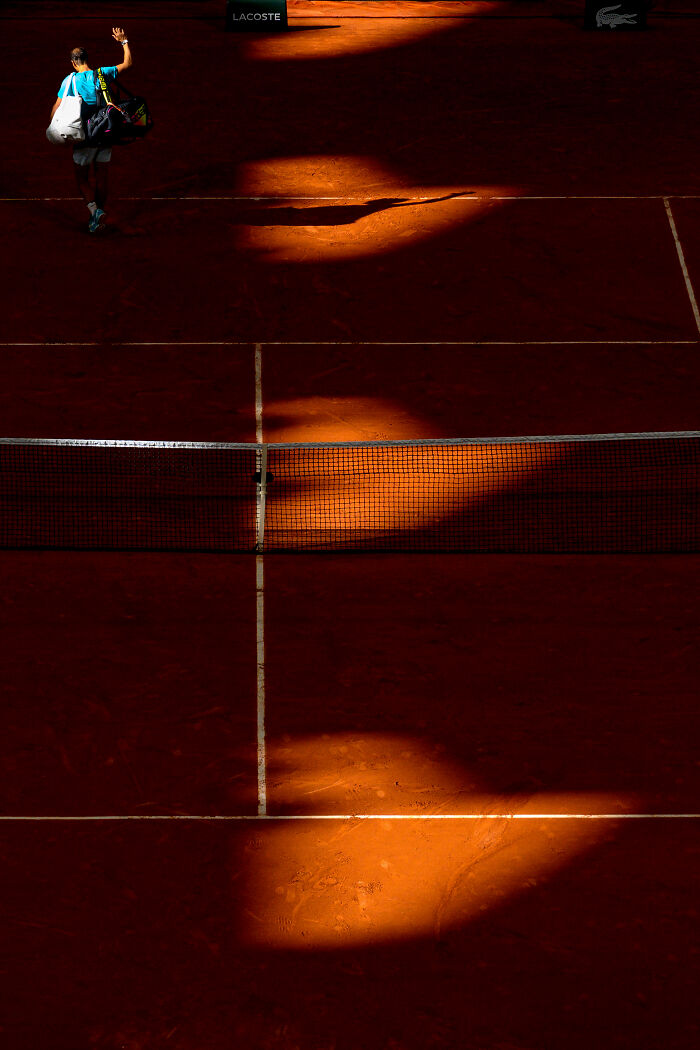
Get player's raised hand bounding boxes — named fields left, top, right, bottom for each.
left=112, top=27, right=128, bottom=43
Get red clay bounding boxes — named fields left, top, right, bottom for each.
left=262, top=343, right=700, bottom=441
left=1, top=342, right=698, bottom=443
left=2, top=818, right=699, bottom=1048
left=265, top=555, right=700, bottom=814
left=1, top=4, right=700, bottom=1049
left=2, top=198, right=695, bottom=343
left=0, top=553, right=258, bottom=816
left=0, top=346, right=256, bottom=442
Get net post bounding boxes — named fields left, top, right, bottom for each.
left=255, top=443, right=268, bottom=552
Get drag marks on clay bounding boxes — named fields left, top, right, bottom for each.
left=236, top=793, right=626, bottom=948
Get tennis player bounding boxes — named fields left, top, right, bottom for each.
left=50, top=28, right=133, bottom=234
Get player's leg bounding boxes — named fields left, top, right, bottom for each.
left=91, top=150, right=112, bottom=234
left=73, top=147, right=103, bottom=232
left=73, top=149, right=93, bottom=207
left=94, top=154, right=110, bottom=210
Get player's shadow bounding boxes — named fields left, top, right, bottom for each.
left=286, top=24, right=342, bottom=32
left=234, top=191, right=471, bottom=228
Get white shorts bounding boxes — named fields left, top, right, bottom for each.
left=73, top=145, right=112, bottom=166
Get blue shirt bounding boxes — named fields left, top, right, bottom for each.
left=57, top=67, right=119, bottom=105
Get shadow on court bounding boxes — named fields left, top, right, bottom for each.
left=233, top=192, right=471, bottom=228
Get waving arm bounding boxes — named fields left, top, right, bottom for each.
left=112, top=26, right=133, bottom=74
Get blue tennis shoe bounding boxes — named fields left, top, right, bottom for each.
left=88, top=208, right=107, bottom=234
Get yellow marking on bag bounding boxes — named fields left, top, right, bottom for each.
left=97, top=68, right=114, bottom=106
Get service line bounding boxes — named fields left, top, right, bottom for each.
left=2, top=195, right=700, bottom=202
left=1, top=814, right=699, bottom=822
left=0, top=341, right=697, bottom=348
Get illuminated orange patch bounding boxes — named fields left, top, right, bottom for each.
left=233, top=157, right=518, bottom=262
left=243, top=15, right=456, bottom=61
left=264, top=441, right=565, bottom=540
left=263, top=395, right=432, bottom=442
left=237, top=193, right=484, bottom=262
left=236, top=154, right=398, bottom=197
left=238, top=733, right=635, bottom=948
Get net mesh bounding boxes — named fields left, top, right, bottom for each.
left=0, top=441, right=257, bottom=552
left=1, top=434, right=698, bottom=553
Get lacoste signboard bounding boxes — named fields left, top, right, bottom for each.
left=226, top=0, right=288, bottom=31
left=584, top=1, right=648, bottom=30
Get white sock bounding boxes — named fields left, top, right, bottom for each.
left=87, top=202, right=97, bottom=216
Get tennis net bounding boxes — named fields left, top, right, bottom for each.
left=0, top=432, right=698, bottom=552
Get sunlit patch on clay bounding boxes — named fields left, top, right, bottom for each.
left=234, top=157, right=517, bottom=262
left=263, top=395, right=432, bottom=442
left=237, top=732, right=635, bottom=948
left=242, top=14, right=456, bottom=62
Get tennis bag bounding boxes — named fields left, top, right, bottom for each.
left=46, top=73, right=86, bottom=145
left=84, top=68, right=153, bottom=147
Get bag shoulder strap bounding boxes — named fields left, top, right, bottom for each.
left=95, top=67, right=115, bottom=106
left=67, top=72, right=82, bottom=100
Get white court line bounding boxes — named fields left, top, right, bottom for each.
left=664, top=197, right=700, bottom=336
left=0, top=813, right=699, bottom=822
left=256, top=557, right=266, bottom=816
left=0, top=341, right=697, bottom=348
left=254, top=344, right=267, bottom=816
left=255, top=344, right=264, bottom=444
left=135, top=195, right=700, bottom=202
left=3, top=195, right=700, bottom=202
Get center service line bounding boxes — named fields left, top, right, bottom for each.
left=255, top=344, right=267, bottom=816
left=256, top=558, right=266, bottom=816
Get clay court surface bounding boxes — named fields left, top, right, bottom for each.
left=2, top=1, right=700, bottom=1047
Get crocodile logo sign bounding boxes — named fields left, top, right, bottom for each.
left=595, top=4, right=638, bottom=27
